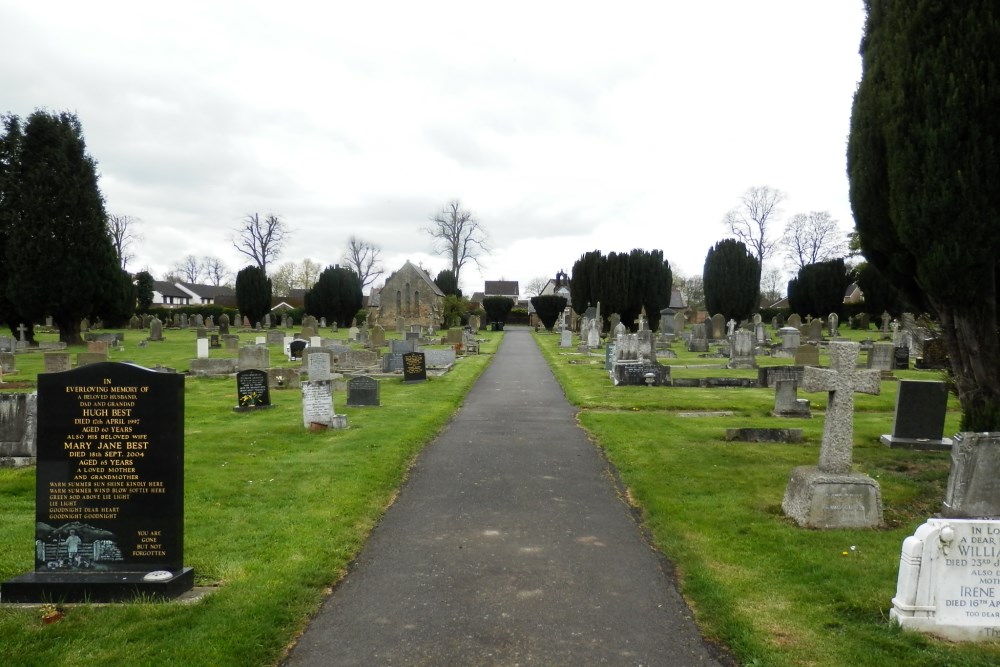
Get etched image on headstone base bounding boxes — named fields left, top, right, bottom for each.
left=0, top=362, right=194, bottom=602
left=880, top=380, right=954, bottom=450
left=781, top=342, right=884, bottom=529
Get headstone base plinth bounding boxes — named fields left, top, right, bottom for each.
left=232, top=404, right=275, bottom=413
left=782, top=466, right=883, bottom=528
left=880, top=434, right=954, bottom=451
left=1, top=567, right=194, bottom=603
left=891, top=518, right=1000, bottom=641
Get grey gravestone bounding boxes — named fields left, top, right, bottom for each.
left=0, top=392, right=37, bottom=466
left=267, top=367, right=300, bottom=390
left=382, top=352, right=404, bottom=373
left=687, top=323, right=708, bottom=353
left=196, top=326, right=207, bottom=340
left=196, top=339, right=209, bottom=360
left=76, top=352, right=108, bottom=367
left=307, top=352, right=332, bottom=381
left=782, top=342, right=883, bottom=528
left=234, top=369, right=271, bottom=411
left=710, top=314, right=725, bottom=340
left=779, top=326, right=800, bottom=351
left=302, top=380, right=335, bottom=428
left=238, top=345, right=269, bottom=371
left=612, top=362, right=670, bottom=387
left=942, top=432, right=1000, bottom=518
left=347, top=376, right=380, bottom=407
left=149, top=317, right=163, bottom=341
left=189, top=359, right=237, bottom=377
left=560, top=330, right=573, bottom=348
left=605, top=343, right=616, bottom=371
left=446, top=328, right=464, bottom=345
left=794, top=345, right=820, bottom=367
left=772, top=379, right=811, bottom=418
left=218, top=314, right=230, bottom=335
left=880, top=380, right=953, bottom=450
left=0, top=362, right=193, bottom=602
left=266, top=330, right=284, bottom=346
left=193, top=314, right=204, bottom=328
left=867, top=341, right=894, bottom=372
left=402, top=352, right=427, bottom=383
left=370, top=325, right=386, bottom=347
left=44, top=352, right=72, bottom=374
left=728, top=330, right=756, bottom=369
left=757, top=366, right=805, bottom=388
left=223, top=335, right=240, bottom=350
left=424, top=349, right=456, bottom=368
left=1, top=351, right=18, bottom=373
left=787, top=314, right=802, bottom=329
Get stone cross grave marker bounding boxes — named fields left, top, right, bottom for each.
left=803, top=342, right=881, bottom=473
left=782, top=341, right=884, bottom=529
left=17, top=323, right=27, bottom=342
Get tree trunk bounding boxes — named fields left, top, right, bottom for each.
left=58, top=318, right=83, bottom=346
left=937, top=298, right=1000, bottom=431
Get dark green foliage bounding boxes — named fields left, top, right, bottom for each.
left=530, top=294, right=568, bottom=330
left=1, top=110, right=120, bottom=344
left=482, top=296, right=514, bottom=324
left=568, top=248, right=673, bottom=330
left=434, top=269, right=462, bottom=297
left=702, top=239, right=760, bottom=322
left=95, top=268, right=138, bottom=327
left=787, top=259, right=850, bottom=319
left=0, top=114, right=24, bottom=336
left=135, top=271, right=155, bottom=312
left=847, top=2, right=1000, bottom=429
left=854, top=262, right=906, bottom=317
left=235, top=265, right=272, bottom=326
left=441, top=294, right=468, bottom=328
left=303, top=265, right=362, bottom=328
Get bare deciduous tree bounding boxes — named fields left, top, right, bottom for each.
left=106, top=214, right=140, bottom=269
left=202, top=256, right=229, bottom=286
left=722, top=185, right=785, bottom=265
left=781, top=211, right=848, bottom=269
left=424, top=200, right=489, bottom=286
left=341, top=236, right=384, bottom=291
left=523, top=276, right=549, bottom=297
left=173, top=254, right=203, bottom=283
left=760, top=266, right=786, bottom=306
left=270, top=261, right=298, bottom=296
left=233, top=212, right=287, bottom=274
left=298, top=258, right=322, bottom=290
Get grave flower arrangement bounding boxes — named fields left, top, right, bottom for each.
left=240, top=391, right=265, bottom=407
left=39, top=603, right=64, bottom=624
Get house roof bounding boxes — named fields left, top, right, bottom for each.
left=153, top=281, right=190, bottom=298
left=177, top=282, right=235, bottom=298
left=485, top=280, right=519, bottom=296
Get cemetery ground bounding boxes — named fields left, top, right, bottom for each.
left=0, top=324, right=998, bottom=667
left=0, top=327, right=500, bottom=666
left=535, top=329, right=1000, bottom=667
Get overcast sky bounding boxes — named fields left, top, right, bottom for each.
left=3, top=1, right=867, bottom=295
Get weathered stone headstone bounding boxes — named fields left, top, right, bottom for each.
left=402, top=352, right=427, bottom=383
left=787, top=313, right=802, bottom=329
left=560, top=329, right=572, bottom=348
left=468, top=315, right=480, bottom=332
left=266, top=330, right=284, bottom=346
left=804, top=319, right=823, bottom=342
left=209, top=334, right=220, bottom=349
left=782, top=342, right=883, bottom=529
left=728, top=330, right=756, bottom=369
left=687, top=323, right=708, bottom=353
left=587, top=320, right=600, bottom=349
left=267, top=367, right=300, bottom=390
left=880, top=380, right=953, bottom=450
left=238, top=345, right=270, bottom=371
left=223, top=335, right=239, bottom=350
left=827, top=312, right=839, bottom=337
left=446, top=328, right=464, bottom=345
left=424, top=349, right=457, bottom=368
left=779, top=327, right=801, bottom=351
left=234, top=369, right=271, bottom=411
left=307, top=351, right=332, bottom=381
left=76, top=352, right=108, bottom=367
left=0, top=362, right=193, bottom=602
left=0, top=392, right=37, bottom=467
left=346, top=376, right=380, bottom=407
left=196, top=338, right=209, bottom=360
left=396, top=317, right=406, bottom=334
left=370, top=325, right=386, bottom=348
left=772, top=379, right=811, bottom=418
left=302, top=380, right=345, bottom=429
left=149, top=317, right=163, bottom=341
left=218, top=313, right=230, bottom=335
left=866, top=341, right=894, bottom=372
left=382, top=352, right=404, bottom=373
left=916, top=338, right=949, bottom=370
left=673, top=311, right=686, bottom=334
left=710, top=313, right=725, bottom=340
left=1, top=351, right=18, bottom=374
left=44, top=352, right=72, bottom=374
left=793, top=345, right=820, bottom=367
left=881, top=311, right=891, bottom=334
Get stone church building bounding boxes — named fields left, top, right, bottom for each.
left=369, top=261, right=445, bottom=331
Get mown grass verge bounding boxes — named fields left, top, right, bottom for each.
left=0, top=328, right=499, bottom=666
left=535, top=328, right=1000, bottom=667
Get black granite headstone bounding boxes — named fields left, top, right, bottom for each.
left=0, top=361, right=193, bottom=602
left=880, top=380, right=953, bottom=450
left=894, top=346, right=910, bottom=370
left=235, top=369, right=271, bottom=411
left=612, top=362, right=671, bottom=386
left=289, top=339, right=308, bottom=360
left=346, top=375, right=381, bottom=407
left=209, top=334, right=221, bottom=348
left=402, top=352, right=427, bottom=383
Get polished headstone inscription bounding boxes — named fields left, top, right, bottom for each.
left=1, top=362, right=193, bottom=602
left=234, top=369, right=272, bottom=411
left=402, top=352, right=427, bottom=383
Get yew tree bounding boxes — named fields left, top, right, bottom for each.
left=847, top=1, right=1000, bottom=429
left=703, top=239, right=760, bottom=323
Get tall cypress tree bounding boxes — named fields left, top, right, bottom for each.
left=235, top=265, right=272, bottom=326
left=2, top=110, right=119, bottom=344
left=304, top=265, right=362, bottom=328
left=703, top=239, right=760, bottom=322
left=787, top=258, right=850, bottom=318
left=847, top=2, right=1000, bottom=429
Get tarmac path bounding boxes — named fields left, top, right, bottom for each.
left=283, top=328, right=728, bottom=666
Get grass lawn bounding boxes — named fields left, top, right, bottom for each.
left=535, top=327, right=1000, bottom=667
left=0, top=326, right=500, bottom=666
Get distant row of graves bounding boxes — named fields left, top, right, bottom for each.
left=557, top=305, right=1000, bottom=643
left=0, top=318, right=482, bottom=604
